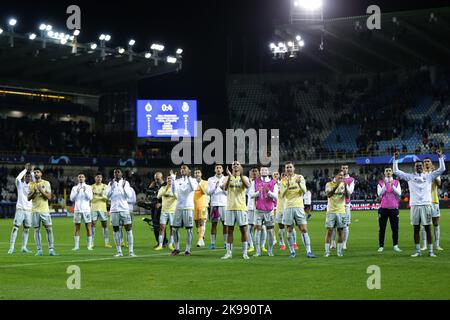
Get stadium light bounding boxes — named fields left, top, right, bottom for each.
left=294, top=0, right=323, bottom=10
left=29, top=33, right=37, bottom=40
left=90, top=43, right=97, bottom=50
left=117, top=47, right=125, bottom=54
left=39, top=24, right=47, bottom=31
left=287, top=41, right=294, bottom=47
left=46, top=25, right=52, bottom=31
left=128, top=39, right=136, bottom=46
left=0, top=28, right=3, bottom=35
left=8, top=18, right=17, bottom=27
left=99, top=34, right=106, bottom=41
left=269, top=43, right=276, bottom=49
left=60, top=38, right=67, bottom=45
left=176, top=48, right=183, bottom=55
left=296, top=35, right=301, bottom=41
left=104, top=34, right=111, bottom=42
left=167, top=56, right=177, bottom=63
left=144, top=52, right=152, bottom=59
left=151, top=43, right=164, bottom=51
left=299, top=40, right=305, bottom=47
left=73, top=29, right=80, bottom=36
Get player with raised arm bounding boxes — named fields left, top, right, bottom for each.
left=206, top=164, right=227, bottom=250
left=422, top=159, right=443, bottom=251
left=106, top=168, right=136, bottom=257
left=249, top=166, right=278, bottom=256
left=8, top=163, right=34, bottom=254
left=221, top=161, right=251, bottom=260
left=280, top=162, right=315, bottom=258
left=193, top=169, right=208, bottom=247
left=28, top=167, right=57, bottom=256
left=70, top=173, right=94, bottom=251
left=377, top=167, right=402, bottom=253
left=170, top=165, right=198, bottom=256
left=91, top=173, right=111, bottom=248
left=393, top=150, right=445, bottom=257
left=324, top=169, right=349, bottom=257
left=155, top=174, right=177, bottom=250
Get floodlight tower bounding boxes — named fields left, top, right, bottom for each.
left=290, top=0, right=324, bottom=50
left=290, top=0, right=324, bottom=24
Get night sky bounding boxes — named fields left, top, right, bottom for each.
left=2, top=0, right=450, bottom=119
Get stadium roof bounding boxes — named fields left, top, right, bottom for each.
left=0, top=31, right=182, bottom=95
left=275, top=6, right=450, bottom=73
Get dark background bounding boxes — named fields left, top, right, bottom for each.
left=2, top=0, right=450, bottom=122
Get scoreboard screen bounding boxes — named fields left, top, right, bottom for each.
left=136, top=100, right=198, bottom=138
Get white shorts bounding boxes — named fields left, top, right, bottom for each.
left=248, top=210, right=255, bottom=225
left=111, top=211, right=132, bottom=227
left=276, top=211, right=284, bottom=224
left=224, top=210, right=248, bottom=227
left=13, top=209, right=32, bottom=228
left=91, top=211, right=108, bottom=222
left=173, top=209, right=194, bottom=228
left=160, top=212, right=174, bottom=226
left=282, top=207, right=307, bottom=226
left=345, top=205, right=351, bottom=225
left=410, top=205, right=432, bottom=226
left=32, top=213, right=52, bottom=228
left=325, top=213, right=347, bottom=229
left=431, top=203, right=440, bottom=218
left=74, top=211, right=92, bottom=224
left=254, top=210, right=274, bottom=227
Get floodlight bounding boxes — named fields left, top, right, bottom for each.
left=295, top=0, right=323, bottom=10
left=90, top=43, right=97, bottom=50
left=104, top=34, right=111, bottom=41
left=99, top=34, right=106, bottom=41
left=118, top=47, right=125, bottom=54
left=128, top=39, right=136, bottom=46
left=39, top=24, right=47, bottom=31
left=73, top=29, right=80, bottom=36
left=8, top=18, right=17, bottom=26
left=167, top=56, right=177, bottom=63
left=176, top=48, right=183, bottom=55
left=29, top=33, right=37, bottom=40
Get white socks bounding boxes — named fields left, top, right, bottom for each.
left=287, top=231, right=295, bottom=254
left=10, top=226, right=19, bottom=249
left=210, top=234, right=216, bottom=245
left=337, top=242, right=343, bottom=256
left=422, top=226, right=427, bottom=247
left=247, top=225, right=254, bottom=248
left=343, top=226, right=349, bottom=245
left=434, top=225, right=440, bottom=247
left=267, top=229, right=274, bottom=253
left=174, top=228, right=180, bottom=250
left=301, top=232, right=311, bottom=253
left=226, top=243, right=233, bottom=255
left=127, top=230, right=134, bottom=253
left=255, top=230, right=262, bottom=254
left=114, top=231, right=122, bottom=253
left=261, top=226, right=267, bottom=248
left=22, top=228, right=29, bottom=249
left=45, top=228, right=54, bottom=250
left=34, top=228, right=42, bottom=251
left=74, top=235, right=80, bottom=249
left=186, top=228, right=193, bottom=252
left=103, top=227, right=110, bottom=244
left=158, top=234, right=164, bottom=246
left=331, top=228, right=336, bottom=247
left=278, top=228, right=285, bottom=245
left=325, top=243, right=330, bottom=254
left=242, top=241, right=248, bottom=255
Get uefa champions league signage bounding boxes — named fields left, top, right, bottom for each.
left=136, top=100, right=198, bottom=138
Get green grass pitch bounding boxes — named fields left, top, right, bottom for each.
left=0, top=209, right=448, bottom=300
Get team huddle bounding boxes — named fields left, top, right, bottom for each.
left=6, top=149, right=446, bottom=259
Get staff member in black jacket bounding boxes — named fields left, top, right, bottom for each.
left=138, top=172, right=168, bottom=247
